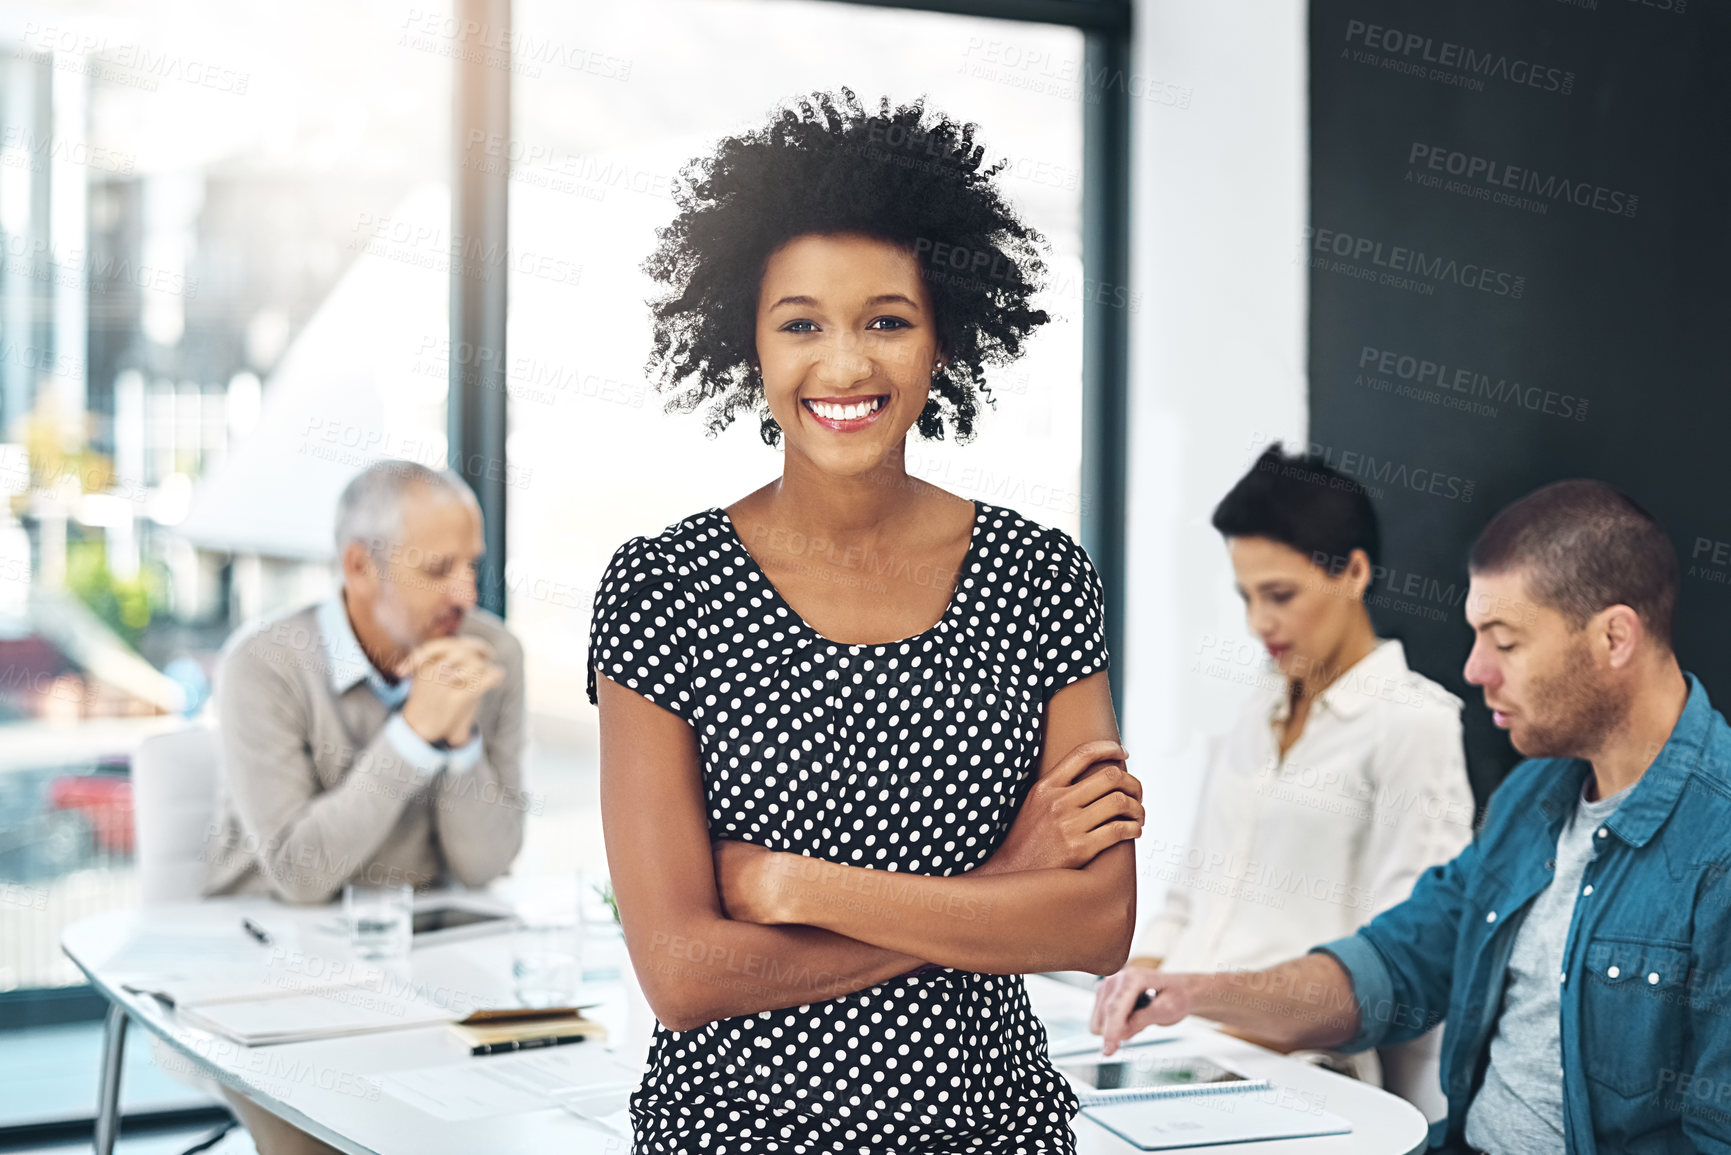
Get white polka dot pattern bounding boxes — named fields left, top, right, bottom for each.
left=586, top=499, right=1109, bottom=1152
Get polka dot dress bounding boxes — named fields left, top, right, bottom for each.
left=587, top=499, right=1110, bottom=1153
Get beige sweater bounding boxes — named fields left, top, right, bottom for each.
left=200, top=601, right=528, bottom=904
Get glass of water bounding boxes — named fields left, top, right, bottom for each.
left=512, top=918, right=580, bottom=1008
left=344, top=883, right=413, bottom=961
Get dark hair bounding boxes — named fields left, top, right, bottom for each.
left=1468, top=479, right=1678, bottom=647
left=642, top=87, right=1050, bottom=447
left=1212, top=443, right=1381, bottom=576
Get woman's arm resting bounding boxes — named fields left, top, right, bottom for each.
left=597, top=673, right=928, bottom=1032
left=718, top=671, right=1137, bottom=975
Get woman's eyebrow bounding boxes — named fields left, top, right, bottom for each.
left=768, top=293, right=920, bottom=310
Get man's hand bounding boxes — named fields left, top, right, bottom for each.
left=712, top=840, right=790, bottom=925
left=1091, top=966, right=1196, bottom=1056
left=978, top=739, right=1142, bottom=875
left=398, top=637, right=504, bottom=745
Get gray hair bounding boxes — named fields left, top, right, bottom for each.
left=334, top=460, right=476, bottom=566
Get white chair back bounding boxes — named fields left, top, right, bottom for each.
left=1379, top=1024, right=1449, bottom=1124
left=132, top=725, right=223, bottom=904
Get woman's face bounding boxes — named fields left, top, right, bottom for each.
left=755, top=232, right=942, bottom=476
left=1226, top=536, right=1371, bottom=684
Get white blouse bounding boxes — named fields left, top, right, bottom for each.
left=1134, top=639, right=1474, bottom=974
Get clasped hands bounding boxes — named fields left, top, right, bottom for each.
left=396, top=636, right=504, bottom=747
left=710, top=738, right=1143, bottom=926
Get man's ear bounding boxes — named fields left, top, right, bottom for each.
left=1600, top=604, right=1644, bottom=669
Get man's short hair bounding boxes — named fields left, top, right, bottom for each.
left=1468, top=479, right=1678, bottom=647
left=1212, top=442, right=1381, bottom=577
left=334, top=461, right=475, bottom=565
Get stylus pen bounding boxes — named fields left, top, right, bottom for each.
left=1132, top=988, right=1157, bottom=1012
left=240, top=917, right=274, bottom=945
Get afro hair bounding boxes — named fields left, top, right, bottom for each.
left=642, top=87, right=1051, bottom=447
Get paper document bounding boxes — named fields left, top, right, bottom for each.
left=178, top=983, right=463, bottom=1045
left=380, top=1047, right=640, bottom=1122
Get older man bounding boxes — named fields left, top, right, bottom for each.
left=1096, top=480, right=1731, bottom=1154
left=202, top=460, right=528, bottom=903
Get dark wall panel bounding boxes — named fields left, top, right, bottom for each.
left=1306, top=0, right=1730, bottom=804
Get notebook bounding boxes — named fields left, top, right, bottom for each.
left=1084, top=1090, right=1353, bottom=1150
left=1054, top=1052, right=1268, bottom=1106
left=449, top=1007, right=608, bottom=1054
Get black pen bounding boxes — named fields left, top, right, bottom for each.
left=1132, top=988, right=1157, bottom=1012
left=470, top=1033, right=591, bottom=1057
left=241, top=917, right=274, bottom=945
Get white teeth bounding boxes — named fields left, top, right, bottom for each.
left=807, top=397, right=883, bottom=421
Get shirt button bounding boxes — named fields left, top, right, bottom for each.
left=1559, top=972, right=1567, bottom=984
left=1485, top=911, right=1497, bottom=923
left=1597, top=827, right=1609, bottom=839
left=1648, top=972, right=1661, bottom=985
left=1582, top=885, right=1594, bottom=896
left=1607, top=965, right=1620, bottom=978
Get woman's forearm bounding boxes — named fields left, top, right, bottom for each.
left=627, top=913, right=927, bottom=1032
left=760, top=849, right=1135, bottom=975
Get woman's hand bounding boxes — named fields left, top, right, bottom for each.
left=980, top=738, right=1143, bottom=874
left=712, top=840, right=791, bottom=925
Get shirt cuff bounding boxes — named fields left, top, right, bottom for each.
left=385, top=714, right=447, bottom=778
left=1310, top=934, right=1395, bottom=1053
left=445, top=730, right=484, bottom=775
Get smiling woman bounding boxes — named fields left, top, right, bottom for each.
left=586, top=88, right=1142, bottom=1153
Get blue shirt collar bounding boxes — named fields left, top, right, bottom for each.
left=1535, top=671, right=1708, bottom=849
left=317, top=592, right=411, bottom=709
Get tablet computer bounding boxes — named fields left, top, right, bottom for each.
left=1054, top=1052, right=1267, bottom=1104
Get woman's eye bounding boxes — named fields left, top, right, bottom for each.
left=1496, top=643, right=1516, bottom=653
left=1268, top=591, right=1294, bottom=605
left=781, top=319, right=817, bottom=333
left=867, top=316, right=910, bottom=331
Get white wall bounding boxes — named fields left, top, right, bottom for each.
left=1120, top=1, right=1310, bottom=916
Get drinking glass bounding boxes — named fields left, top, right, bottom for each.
left=344, top=882, right=412, bottom=961
left=512, top=918, right=580, bottom=1008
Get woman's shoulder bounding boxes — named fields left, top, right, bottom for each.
left=599, top=508, right=731, bottom=589
left=1373, top=641, right=1465, bottom=718
left=972, top=500, right=1093, bottom=574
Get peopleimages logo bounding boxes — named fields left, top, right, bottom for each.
left=1358, top=345, right=1589, bottom=421
left=1407, top=143, right=1639, bottom=218
left=1342, top=19, right=1575, bottom=95
left=1301, top=226, right=1526, bottom=299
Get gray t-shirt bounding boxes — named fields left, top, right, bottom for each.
left=1463, top=776, right=1631, bottom=1153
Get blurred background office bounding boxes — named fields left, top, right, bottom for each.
left=0, top=0, right=1724, bottom=1149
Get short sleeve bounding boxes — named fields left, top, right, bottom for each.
left=586, top=535, right=697, bottom=720
left=1036, top=530, right=1111, bottom=703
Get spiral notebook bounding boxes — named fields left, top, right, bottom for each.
left=1053, top=1052, right=1269, bottom=1106
left=1083, top=1093, right=1353, bottom=1150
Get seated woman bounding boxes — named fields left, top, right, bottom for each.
left=1094, top=444, right=1473, bottom=1088
left=587, top=89, right=1145, bottom=1153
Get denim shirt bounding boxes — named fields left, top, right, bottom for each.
left=1315, top=673, right=1731, bottom=1153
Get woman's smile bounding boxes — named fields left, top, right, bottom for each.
left=802, top=393, right=890, bottom=432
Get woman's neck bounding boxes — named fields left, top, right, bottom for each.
left=759, top=446, right=924, bottom=537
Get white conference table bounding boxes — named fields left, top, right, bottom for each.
left=63, top=896, right=1428, bottom=1155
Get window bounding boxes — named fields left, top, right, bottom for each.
left=503, top=1, right=1090, bottom=831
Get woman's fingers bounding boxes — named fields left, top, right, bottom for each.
left=1065, top=763, right=1142, bottom=809
left=1081, top=818, right=1142, bottom=862
left=1079, top=790, right=1146, bottom=832
left=1047, top=739, right=1128, bottom=786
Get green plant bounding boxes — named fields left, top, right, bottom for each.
left=593, top=879, right=621, bottom=926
